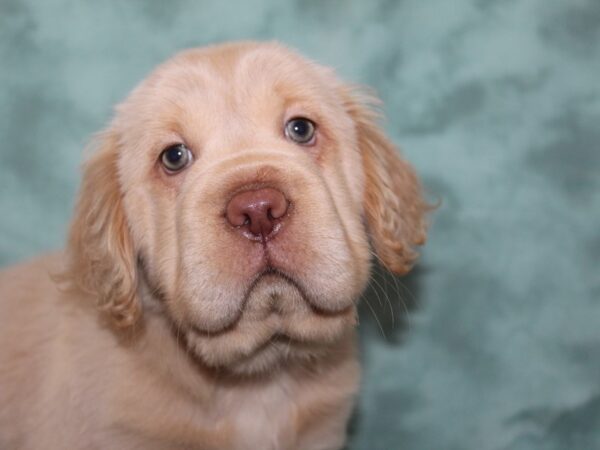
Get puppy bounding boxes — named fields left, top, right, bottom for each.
left=0, top=41, right=428, bottom=450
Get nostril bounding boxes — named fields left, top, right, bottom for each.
left=225, top=187, right=289, bottom=240
left=269, top=201, right=287, bottom=220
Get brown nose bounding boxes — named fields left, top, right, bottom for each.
left=226, top=188, right=289, bottom=240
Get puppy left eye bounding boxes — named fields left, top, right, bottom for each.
left=285, top=117, right=316, bottom=145
left=160, top=144, right=193, bottom=173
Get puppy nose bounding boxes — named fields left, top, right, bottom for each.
left=226, top=188, right=288, bottom=240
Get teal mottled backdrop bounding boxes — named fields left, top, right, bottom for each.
left=1, top=1, right=599, bottom=449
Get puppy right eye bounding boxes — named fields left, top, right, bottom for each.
left=160, top=144, right=193, bottom=173
left=285, top=117, right=316, bottom=145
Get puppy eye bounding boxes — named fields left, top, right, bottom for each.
left=160, top=144, right=193, bottom=173
left=284, top=117, right=316, bottom=145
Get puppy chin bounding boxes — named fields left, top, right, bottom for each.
left=221, top=338, right=304, bottom=377
left=182, top=275, right=356, bottom=377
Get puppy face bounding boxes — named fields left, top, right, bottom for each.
left=66, top=42, right=428, bottom=375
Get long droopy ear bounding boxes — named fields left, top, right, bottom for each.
left=344, top=89, right=429, bottom=275
left=64, top=131, right=140, bottom=327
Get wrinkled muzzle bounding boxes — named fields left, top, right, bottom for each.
left=157, top=149, right=370, bottom=371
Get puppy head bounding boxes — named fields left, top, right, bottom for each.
left=66, top=42, right=428, bottom=375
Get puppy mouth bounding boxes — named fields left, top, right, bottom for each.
left=245, top=266, right=306, bottom=306
left=247, top=265, right=352, bottom=317
left=181, top=270, right=355, bottom=374
left=188, top=266, right=307, bottom=337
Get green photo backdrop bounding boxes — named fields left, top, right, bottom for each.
left=1, top=1, right=599, bottom=449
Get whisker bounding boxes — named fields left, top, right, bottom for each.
left=367, top=249, right=413, bottom=334
left=368, top=270, right=394, bottom=329
left=362, top=296, right=386, bottom=340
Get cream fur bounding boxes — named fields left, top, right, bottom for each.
left=0, top=41, right=427, bottom=450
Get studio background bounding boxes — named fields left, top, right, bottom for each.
left=1, top=1, right=599, bottom=449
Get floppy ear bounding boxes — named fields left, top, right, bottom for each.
left=344, top=89, right=429, bottom=275
left=64, top=131, right=140, bottom=327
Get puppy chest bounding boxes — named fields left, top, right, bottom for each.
left=226, top=388, right=298, bottom=450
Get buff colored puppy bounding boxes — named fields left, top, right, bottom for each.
left=0, top=42, right=427, bottom=450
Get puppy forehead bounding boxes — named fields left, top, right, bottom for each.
left=124, top=43, right=340, bottom=127
left=171, top=43, right=333, bottom=97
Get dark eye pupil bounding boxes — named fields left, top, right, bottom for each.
left=165, top=146, right=184, bottom=163
left=291, top=120, right=309, bottom=137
